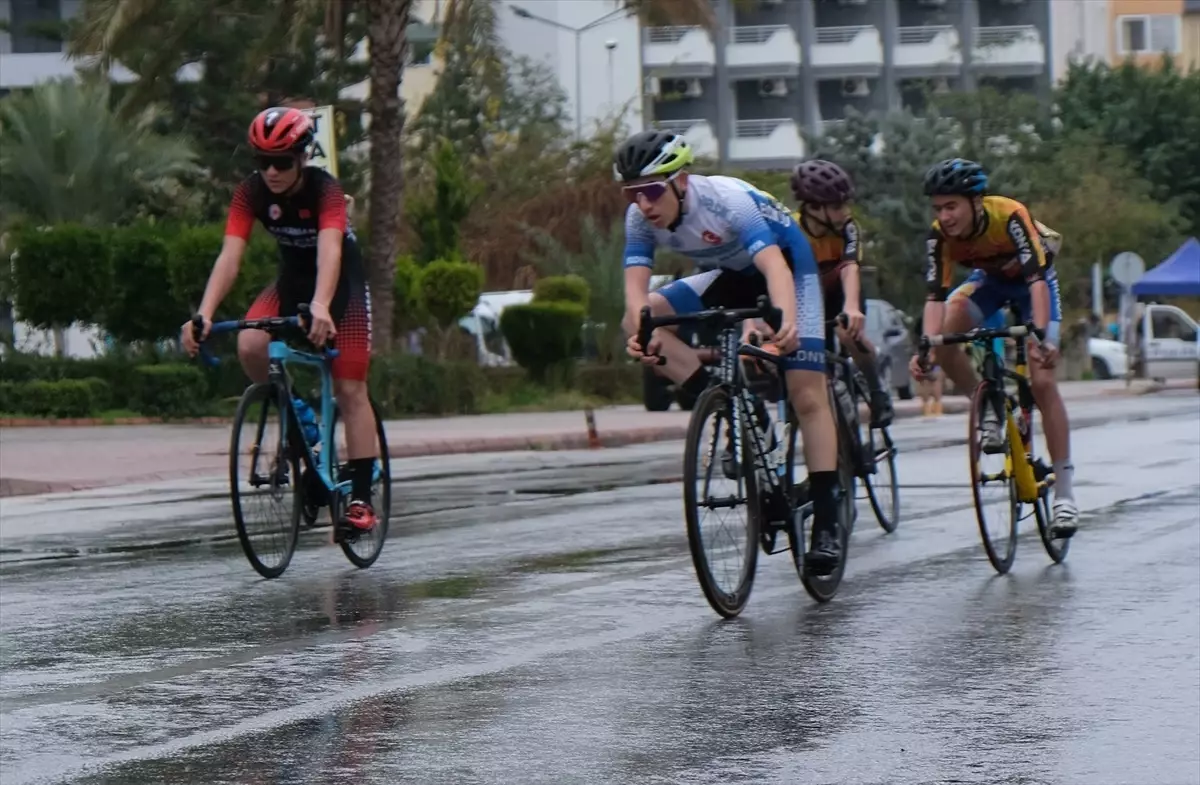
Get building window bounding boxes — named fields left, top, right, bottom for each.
left=10, top=0, right=64, bottom=55
left=1117, top=14, right=1182, bottom=55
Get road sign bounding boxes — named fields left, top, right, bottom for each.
left=1109, top=251, right=1145, bottom=289
left=299, top=105, right=339, bottom=177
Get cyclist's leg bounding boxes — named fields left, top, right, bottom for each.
left=1012, top=268, right=1076, bottom=530
left=649, top=269, right=742, bottom=400
left=329, top=270, right=378, bottom=529
left=832, top=289, right=892, bottom=425
left=239, top=283, right=280, bottom=383
left=782, top=249, right=842, bottom=573
left=936, top=270, right=995, bottom=397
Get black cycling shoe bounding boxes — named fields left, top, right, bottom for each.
left=869, top=391, right=894, bottom=428
left=804, top=524, right=842, bottom=576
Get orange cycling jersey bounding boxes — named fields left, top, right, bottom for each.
left=797, top=207, right=863, bottom=291
left=925, top=195, right=1062, bottom=301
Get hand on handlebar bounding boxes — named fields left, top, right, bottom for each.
left=627, top=328, right=664, bottom=365
left=841, top=308, right=865, bottom=340
left=181, top=314, right=211, bottom=357
left=305, top=301, right=337, bottom=347
left=909, top=351, right=933, bottom=381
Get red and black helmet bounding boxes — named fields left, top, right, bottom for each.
left=790, top=159, right=855, bottom=205
left=248, top=107, right=314, bottom=155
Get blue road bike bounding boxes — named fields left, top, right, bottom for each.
left=192, top=305, right=390, bottom=578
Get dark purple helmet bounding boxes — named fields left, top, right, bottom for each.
left=790, top=159, right=855, bottom=205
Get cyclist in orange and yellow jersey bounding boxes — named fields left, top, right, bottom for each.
left=909, top=158, right=1077, bottom=538
left=790, top=159, right=894, bottom=427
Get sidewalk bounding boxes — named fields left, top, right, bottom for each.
left=0, top=378, right=1191, bottom=498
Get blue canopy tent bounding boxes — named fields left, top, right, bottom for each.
left=1131, top=237, right=1200, bottom=296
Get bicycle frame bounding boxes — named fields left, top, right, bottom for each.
left=197, top=313, right=370, bottom=502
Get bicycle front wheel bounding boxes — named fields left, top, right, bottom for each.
left=329, top=396, right=392, bottom=569
left=229, top=382, right=301, bottom=579
left=683, top=385, right=759, bottom=618
left=969, top=381, right=1017, bottom=574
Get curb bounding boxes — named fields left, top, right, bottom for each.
left=0, top=416, right=229, bottom=428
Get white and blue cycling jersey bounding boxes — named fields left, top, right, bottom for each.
left=625, top=174, right=826, bottom=372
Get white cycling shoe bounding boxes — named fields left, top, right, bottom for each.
left=1050, top=498, right=1079, bottom=539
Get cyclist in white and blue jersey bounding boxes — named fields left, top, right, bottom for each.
left=616, top=130, right=844, bottom=574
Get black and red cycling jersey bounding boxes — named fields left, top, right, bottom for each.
left=224, top=166, right=365, bottom=285
left=225, top=166, right=372, bottom=381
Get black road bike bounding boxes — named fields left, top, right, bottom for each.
left=637, top=297, right=855, bottom=617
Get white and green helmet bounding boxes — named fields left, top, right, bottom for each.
left=613, top=130, right=695, bottom=182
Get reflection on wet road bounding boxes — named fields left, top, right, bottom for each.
left=1, top=394, right=1198, bottom=784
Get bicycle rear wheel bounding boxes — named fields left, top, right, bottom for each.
left=683, top=385, right=759, bottom=618
left=969, top=381, right=1017, bottom=574
left=329, top=396, right=392, bottom=568
left=229, top=382, right=301, bottom=579
left=1033, top=461, right=1070, bottom=564
left=864, top=424, right=899, bottom=533
left=793, top=389, right=854, bottom=604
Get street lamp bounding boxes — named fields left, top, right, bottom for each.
left=510, top=3, right=629, bottom=140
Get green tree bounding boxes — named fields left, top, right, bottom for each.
left=1055, top=57, right=1200, bottom=235
left=103, top=224, right=179, bottom=344
left=1028, top=133, right=1187, bottom=311
left=807, top=108, right=959, bottom=312
left=406, top=139, right=479, bottom=264
left=0, top=79, right=200, bottom=227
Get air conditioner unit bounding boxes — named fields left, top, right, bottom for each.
left=841, top=77, right=870, bottom=97
left=932, top=76, right=951, bottom=94
left=661, top=77, right=701, bottom=98
left=683, top=78, right=703, bottom=98
left=643, top=76, right=661, bottom=96
left=758, top=78, right=789, bottom=97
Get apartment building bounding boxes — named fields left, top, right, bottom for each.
left=643, top=0, right=1060, bottom=169
left=1108, top=0, right=1186, bottom=68
left=1187, top=0, right=1200, bottom=71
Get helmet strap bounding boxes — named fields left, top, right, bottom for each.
left=666, top=179, right=687, bottom=232
left=968, top=196, right=985, bottom=237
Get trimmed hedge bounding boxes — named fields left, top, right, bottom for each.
left=0, top=352, right=642, bottom=419
left=500, top=301, right=586, bottom=385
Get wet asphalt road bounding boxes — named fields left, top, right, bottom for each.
left=1, top=392, right=1198, bottom=785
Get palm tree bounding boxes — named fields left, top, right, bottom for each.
left=0, top=78, right=199, bottom=226
left=70, top=0, right=411, bottom=352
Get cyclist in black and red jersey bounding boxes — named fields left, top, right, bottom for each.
left=180, top=107, right=379, bottom=531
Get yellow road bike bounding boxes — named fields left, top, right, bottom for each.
left=919, top=319, right=1068, bottom=574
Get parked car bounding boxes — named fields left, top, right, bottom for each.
left=864, top=298, right=914, bottom=400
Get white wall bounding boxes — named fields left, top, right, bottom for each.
left=1049, top=0, right=1111, bottom=82
left=496, top=0, right=643, bottom=137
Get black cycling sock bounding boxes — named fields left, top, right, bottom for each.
left=809, top=470, right=839, bottom=532
left=680, top=367, right=712, bottom=399
left=349, top=457, right=374, bottom=504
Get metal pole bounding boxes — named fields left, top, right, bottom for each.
left=575, top=29, right=583, bottom=140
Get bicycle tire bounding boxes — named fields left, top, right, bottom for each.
left=229, top=382, right=301, bottom=579
left=683, top=385, right=759, bottom=618
left=795, top=386, right=854, bottom=603
left=969, top=380, right=1017, bottom=574
left=329, top=396, right=392, bottom=568
left=864, top=424, right=899, bottom=533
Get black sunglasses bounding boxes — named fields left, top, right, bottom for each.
left=256, top=154, right=297, bottom=172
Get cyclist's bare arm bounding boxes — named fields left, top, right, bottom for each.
left=623, top=265, right=653, bottom=333
left=197, top=235, right=248, bottom=320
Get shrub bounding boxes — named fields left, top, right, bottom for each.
left=393, top=254, right=425, bottom=335
left=369, top=353, right=487, bottom=416
left=0, top=378, right=102, bottom=418
left=533, top=274, right=590, bottom=310
left=575, top=363, right=640, bottom=401
left=133, top=364, right=207, bottom=418
left=104, top=223, right=178, bottom=343
left=499, top=301, right=586, bottom=385
left=419, top=259, right=484, bottom=328
left=9, top=224, right=112, bottom=330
